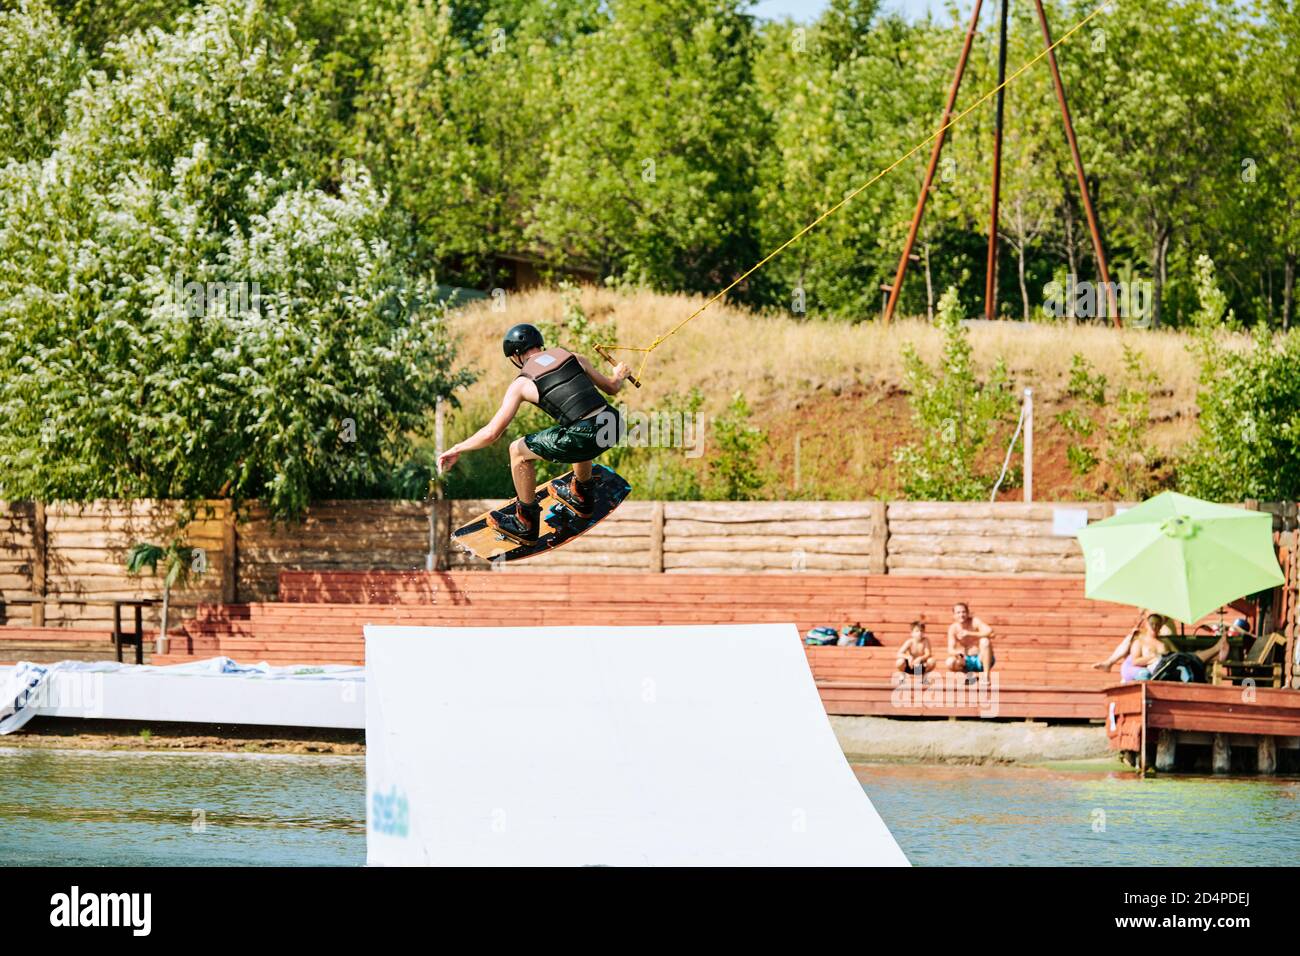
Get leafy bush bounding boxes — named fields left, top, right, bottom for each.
left=1105, top=346, right=1158, bottom=500
left=1056, top=353, right=1107, bottom=479
left=0, top=0, right=85, bottom=162
left=1181, top=330, right=1300, bottom=501
left=0, top=0, right=468, bottom=518
left=1180, top=262, right=1300, bottom=499
left=894, top=289, right=1015, bottom=499
left=606, top=388, right=706, bottom=500
left=707, top=391, right=768, bottom=500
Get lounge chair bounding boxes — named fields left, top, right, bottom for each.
left=1214, top=631, right=1288, bottom=688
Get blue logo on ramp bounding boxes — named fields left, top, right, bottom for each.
left=371, top=786, right=409, bottom=837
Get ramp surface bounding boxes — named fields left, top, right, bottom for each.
left=365, top=623, right=907, bottom=866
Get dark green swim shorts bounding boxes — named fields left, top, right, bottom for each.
left=524, top=407, right=621, bottom=464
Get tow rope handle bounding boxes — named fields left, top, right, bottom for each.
left=595, top=344, right=641, bottom=389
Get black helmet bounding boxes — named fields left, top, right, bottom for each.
left=502, top=323, right=544, bottom=363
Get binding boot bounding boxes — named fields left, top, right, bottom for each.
left=551, top=473, right=598, bottom=518
left=488, top=498, right=541, bottom=543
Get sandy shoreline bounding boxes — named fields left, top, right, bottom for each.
left=3, top=715, right=1115, bottom=765
left=7, top=718, right=364, bottom=755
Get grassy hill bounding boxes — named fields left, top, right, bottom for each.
left=438, top=286, right=1218, bottom=501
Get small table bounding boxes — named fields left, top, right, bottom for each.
left=112, top=599, right=160, bottom=665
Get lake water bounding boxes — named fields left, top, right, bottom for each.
left=2, top=747, right=1298, bottom=866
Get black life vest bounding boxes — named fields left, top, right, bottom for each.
left=518, top=348, right=608, bottom=426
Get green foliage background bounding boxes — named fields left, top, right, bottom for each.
left=4, top=0, right=1300, bottom=507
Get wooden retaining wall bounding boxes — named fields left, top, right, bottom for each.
left=885, top=501, right=1117, bottom=576
left=3, top=501, right=230, bottom=629
left=0, top=497, right=1283, bottom=629
left=0, top=502, right=39, bottom=625
left=238, top=500, right=432, bottom=601
left=444, top=500, right=887, bottom=573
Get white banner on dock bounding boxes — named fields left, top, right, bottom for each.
left=365, top=623, right=908, bottom=866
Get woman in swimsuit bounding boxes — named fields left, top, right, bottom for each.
left=1093, top=611, right=1230, bottom=681
left=1093, top=612, right=1172, bottom=681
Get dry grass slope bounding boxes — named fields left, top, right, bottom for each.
left=443, top=287, right=1228, bottom=499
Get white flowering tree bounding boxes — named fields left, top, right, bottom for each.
left=0, top=0, right=468, bottom=518
left=0, top=0, right=85, bottom=163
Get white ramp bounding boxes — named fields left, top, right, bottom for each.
left=365, top=623, right=907, bottom=866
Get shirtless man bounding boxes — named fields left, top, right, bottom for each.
left=946, top=602, right=995, bottom=676
left=437, top=324, right=630, bottom=542
left=896, top=621, right=934, bottom=679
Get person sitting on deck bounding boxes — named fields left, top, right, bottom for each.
left=1092, top=611, right=1229, bottom=681
left=945, top=602, right=995, bottom=677
left=896, top=621, right=934, bottom=678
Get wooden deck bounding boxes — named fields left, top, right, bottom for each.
left=13, top=569, right=1280, bottom=726
left=1105, top=681, right=1300, bottom=773
left=141, top=570, right=1134, bottom=720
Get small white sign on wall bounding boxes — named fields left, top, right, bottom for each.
left=1053, top=507, right=1090, bottom=537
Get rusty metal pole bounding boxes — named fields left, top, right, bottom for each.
left=883, top=0, right=986, bottom=325
left=1031, top=0, right=1118, bottom=326
left=985, top=0, right=1010, bottom=321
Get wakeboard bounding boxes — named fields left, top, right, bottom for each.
left=451, top=463, right=631, bottom=563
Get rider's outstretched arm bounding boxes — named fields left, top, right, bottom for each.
left=439, top=383, right=523, bottom=471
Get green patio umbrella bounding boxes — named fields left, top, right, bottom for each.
left=1075, top=491, right=1284, bottom=623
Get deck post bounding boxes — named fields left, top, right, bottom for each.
left=650, top=501, right=665, bottom=573
left=1138, top=684, right=1148, bottom=774
left=221, top=501, right=237, bottom=604
left=1212, top=733, right=1232, bottom=774
left=868, top=500, right=888, bottom=574
left=433, top=501, right=451, bottom=572
left=1258, top=735, right=1278, bottom=775
left=32, top=501, right=46, bottom=627
left=1155, top=729, right=1177, bottom=772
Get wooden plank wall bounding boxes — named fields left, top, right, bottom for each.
left=0, top=502, right=39, bottom=625
left=446, top=500, right=655, bottom=572
left=237, top=500, right=431, bottom=601
left=443, top=500, right=884, bottom=573
left=34, top=500, right=227, bottom=629
left=885, top=501, right=1116, bottom=576
left=662, top=501, right=885, bottom=573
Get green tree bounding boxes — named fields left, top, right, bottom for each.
left=894, top=288, right=1015, bottom=499
left=708, top=391, right=768, bottom=500
left=1079, top=0, right=1246, bottom=327
left=358, top=0, right=591, bottom=286
left=0, top=0, right=85, bottom=162
left=753, top=2, right=934, bottom=318
left=1180, top=256, right=1300, bottom=499
left=44, top=0, right=192, bottom=63
left=530, top=0, right=764, bottom=292
left=0, top=0, right=468, bottom=518
left=1242, top=0, right=1300, bottom=328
